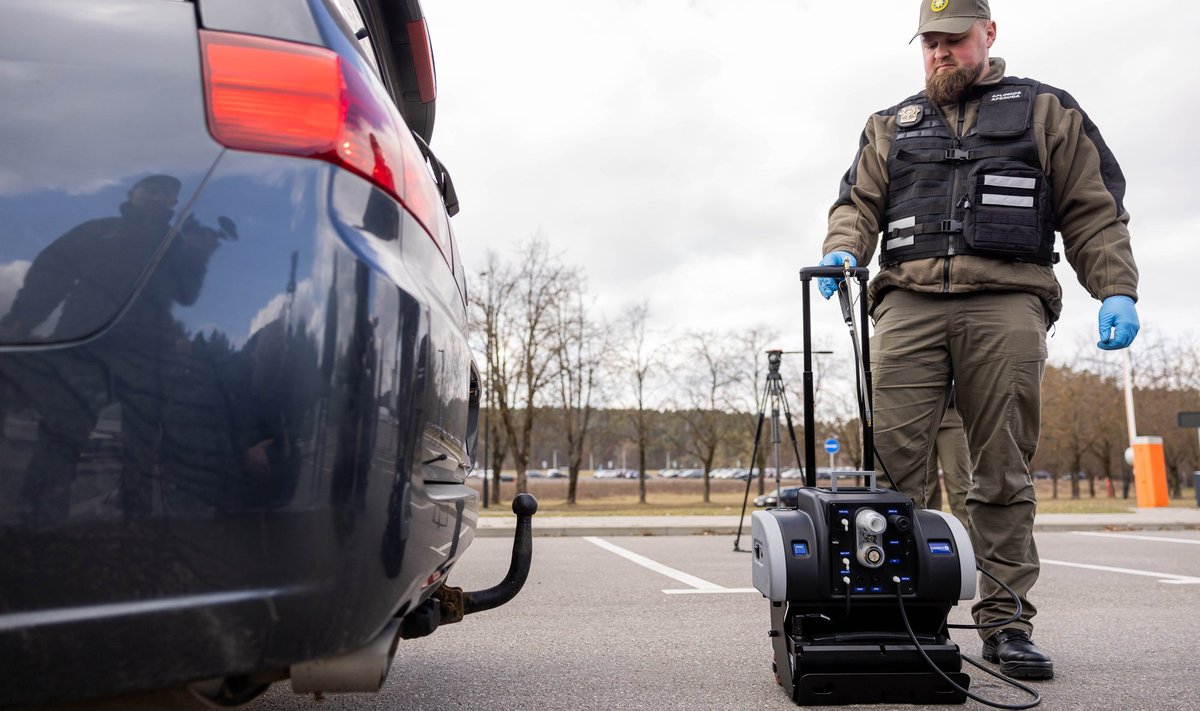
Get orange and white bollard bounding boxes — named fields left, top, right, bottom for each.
left=1130, top=436, right=1169, bottom=508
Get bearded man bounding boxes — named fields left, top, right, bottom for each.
left=817, top=0, right=1140, bottom=680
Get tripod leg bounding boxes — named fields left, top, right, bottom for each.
left=734, top=400, right=769, bottom=551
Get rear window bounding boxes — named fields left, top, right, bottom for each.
left=328, top=0, right=381, bottom=76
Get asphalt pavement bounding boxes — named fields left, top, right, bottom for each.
left=254, top=529, right=1200, bottom=711
left=37, top=506, right=1199, bottom=711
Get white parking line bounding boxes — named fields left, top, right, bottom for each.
left=1071, top=531, right=1200, bottom=545
left=662, top=588, right=760, bottom=595
left=1041, top=559, right=1200, bottom=585
left=583, top=536, right=758, bottom=594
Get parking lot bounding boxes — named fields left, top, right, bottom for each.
left=255, top=530, right=1200, bottom=710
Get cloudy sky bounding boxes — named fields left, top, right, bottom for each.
left=422, top=0, right=1200, bottom=367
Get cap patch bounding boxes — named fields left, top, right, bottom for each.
left=897, top=104, right=924, bottom=127
left=931, top=0, right=949, bottom=12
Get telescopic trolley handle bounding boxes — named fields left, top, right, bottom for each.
left=797, top=265, right=873, bottom=488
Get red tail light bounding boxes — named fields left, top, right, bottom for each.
left=199, top=30, right=450, bottom=263
left=406, top=19, right=436, bottom=103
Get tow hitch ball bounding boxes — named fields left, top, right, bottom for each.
left=402, top=493, right=537, bottom=638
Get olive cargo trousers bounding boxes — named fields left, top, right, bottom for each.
left=925, top=404, right=971, bottom=531
left=870, top=290, right=1047, bottom=638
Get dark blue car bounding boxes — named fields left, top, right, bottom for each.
left=0, top=0, right=534, bottom=706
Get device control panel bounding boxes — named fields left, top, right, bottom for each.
left=827, top=502, right=917, bottom=596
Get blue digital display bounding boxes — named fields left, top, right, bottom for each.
left=792, top=541, right=809, bottom=556
left=928, top=541, right=953, bottom=556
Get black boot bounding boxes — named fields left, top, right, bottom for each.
left=982, top=629, right=1054, bottom=679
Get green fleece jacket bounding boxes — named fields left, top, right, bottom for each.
left=823, top=58, right=1139, bottom=322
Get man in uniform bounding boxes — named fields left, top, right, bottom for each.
left=817, top=0, right=1140, bottom=680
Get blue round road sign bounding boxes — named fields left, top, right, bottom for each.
left=824, top=438, right=839, bottom=454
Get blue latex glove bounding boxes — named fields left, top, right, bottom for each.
left=1097, top=295, right=1139, bottom=350
left=818, top=251, right=857, bottom=300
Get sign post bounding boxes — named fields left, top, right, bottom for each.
left=1179, top=412, right=1200, bottom=507
left=824, top=437, right=840, bottom=472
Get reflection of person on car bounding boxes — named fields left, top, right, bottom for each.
left=0, top=174, right=223, bottom=523
left=0, top=175, right=215, bottom=341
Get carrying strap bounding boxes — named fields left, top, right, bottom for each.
left=895, top=145, right=1039, bottom=165
left=887, top=218, right=963, bottom=239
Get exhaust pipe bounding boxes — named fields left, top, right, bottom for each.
left=289, top=619, right=401, bottom=694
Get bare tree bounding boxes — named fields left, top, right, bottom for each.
left=552, top=277, right=605, bottom=505
left=469, top=261, right=514, bottom=504
left=1071, top=334, right=1200, bottom=499
left=487, top=237, right=571, bottom=494
left=616, top=302, right=660, bottom=504
left=676, top=332, right=740, bottom=503
left=1039, top=361, right=1124, bottom=499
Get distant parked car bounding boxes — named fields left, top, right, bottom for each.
left=754, top=487, right=801, bottom=508
left=545, top=469, right=565, bottom=478
left=677, top=469, right=704, bottom=479
left=470, top=469, right=514, bottom=482
left=593, top=469, right=623, bottom=479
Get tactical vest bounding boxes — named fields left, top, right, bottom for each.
left=880, top=78, right=1056, bottom=267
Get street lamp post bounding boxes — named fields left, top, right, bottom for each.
left=480, top=271, right=491, bottom=509
left=482, top=397, right=489, bottom=509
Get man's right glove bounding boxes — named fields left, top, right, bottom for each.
left=1097, top=295, right=1139, bottom=350
left=817, top=251, right=856, bottom=300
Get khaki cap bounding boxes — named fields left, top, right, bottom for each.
left=911, top=0, right=990, bottom=43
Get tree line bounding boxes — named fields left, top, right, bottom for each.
left=472, top=237, right=1200, bottom=505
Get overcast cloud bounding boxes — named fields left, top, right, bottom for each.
left=422, top=0, right=1200, bottom=364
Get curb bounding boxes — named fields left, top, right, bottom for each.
left=475, top=525, right=741, bottom=538
left=474, top=514, right=1200, bottom=538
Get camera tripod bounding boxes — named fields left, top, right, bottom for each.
left=733, top=349, right=804, bottom=552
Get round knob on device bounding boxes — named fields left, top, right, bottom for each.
left=855, top=508, right=886, bottom=534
